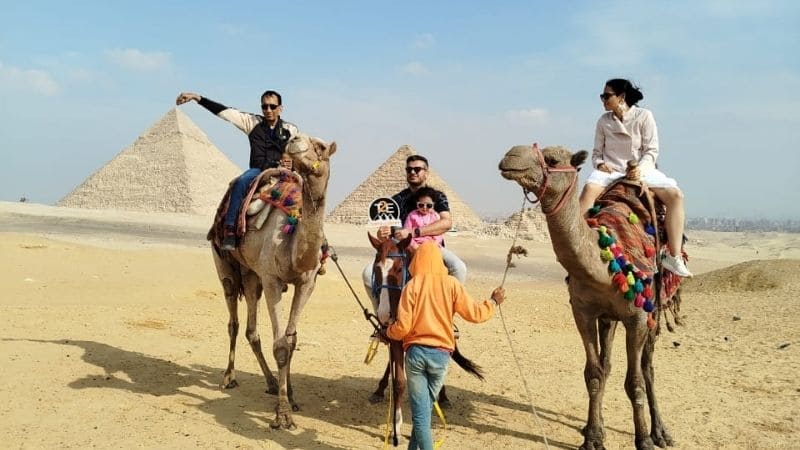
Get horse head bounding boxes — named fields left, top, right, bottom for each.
left=368, top=232, right=413, bottom=326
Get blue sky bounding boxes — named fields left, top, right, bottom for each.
left=2, top=1, right=799, bottom=219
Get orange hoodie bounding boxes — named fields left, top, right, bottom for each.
left=386, top=241, right=495, bottom=352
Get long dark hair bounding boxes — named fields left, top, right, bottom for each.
left=606, top=78, right=643, bottom=106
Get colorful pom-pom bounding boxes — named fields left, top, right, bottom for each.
left=271, top=189, right=282, bottom=200
left=615, top=256, right=627, bottom=268
left=287, top=216, right=298, bottom=225
left=628, top=213, right=640, bottom=224
left=645, top=224, right=656, bottom=236
left=646, top=313, right=656, bottom=329
left=613, top=272, right=628, bottom=291
left=600, top=248, right=614, bottom=262
left=643, top=285, right=653, bottom=299
left=609, top=260, right=621, bottom=273
left=634, top=279, right=644, bottom=293
left=624, top=289, right=636, bottom=300
left=599, top=225, right=607, bottom=234
left=283, top=198, right=295, bottom=207
left=645, top=246, right=656, bottom=258
left=643, top=299, right=655, bottom=312
left=599, top=234, right=614, bottom=247
left=634, top=294, right=645, bottom=307
left=625, top=263, right=634, bottom=272
left=611, top=245, right=623, bottom=258
left=626, top=272, right=635, bottom=286
left=589, top=205, right=601, bottom=216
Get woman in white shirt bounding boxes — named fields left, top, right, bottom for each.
left=578, top=78, right=692, bottom=277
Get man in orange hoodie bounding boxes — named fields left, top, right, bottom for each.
left=386, top=241, right=505, bottom=450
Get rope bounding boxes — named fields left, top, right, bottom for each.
left=496, top=194, right=551, bottom=450
left=327, top=245, right=380, bottom=331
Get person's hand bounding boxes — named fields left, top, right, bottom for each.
left=598, top=163, right=613, bottom=173
left=377, top=226, right=391, bottom=241
left=490, top=287, right=506, bottom=306
left=176, top=92, right=200, bottom=105
left=378, top=326, right=392, bottom=344
left=394, top=228, right=412, bottom=240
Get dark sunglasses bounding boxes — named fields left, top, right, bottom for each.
left=261, top=103, right=280, bottom=111
left=417, top=202, right=434, bottom=209
left=599, top=93, right=616, bottom=101
left=405, top=166, right=426, bottom=174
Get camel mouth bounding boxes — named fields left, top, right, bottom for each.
left=499, top=166, right=526, bottom=181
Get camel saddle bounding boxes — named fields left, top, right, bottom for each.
left=207, top=169, right=303, bottom=248
left=585, top=177, right=686, bottom=313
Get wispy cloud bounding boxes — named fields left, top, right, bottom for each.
left=401, top=61, right=429, bottom=76
left=505, top=108, right=549, bottom=124
left=105, top=48, right=171, bottom=71
left=413, top=33, right=435, bottom=49
left=0, top=62, right=60, bottom=95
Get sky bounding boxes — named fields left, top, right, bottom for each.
left=2, top=1, right=799, bottom=220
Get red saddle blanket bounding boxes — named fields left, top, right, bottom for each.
left=207, top=171, right=302, bottom=247
left=586, top=179, right=685, bottom=321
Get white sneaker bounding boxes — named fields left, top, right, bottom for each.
left=662, top=253, right=693, bottom=278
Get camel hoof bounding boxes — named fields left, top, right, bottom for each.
left=651, top=429, right=674, bottom=448
left=369, top=392, right=385, bottom=404
left=635, top=436, right=655, bottom=450
left=270, top=413, right=296, bottom=430
left=222, top=379, right=239, bottom=389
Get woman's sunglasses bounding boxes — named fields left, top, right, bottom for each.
left=599, top=93, right=616, bottom=101
left=405, top=166, right=426, bottom=174
left=417, top=202, right=434, bottom=209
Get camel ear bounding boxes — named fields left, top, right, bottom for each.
left=326, top=142, right=337, bottom=158
left=571, top=150, right=589, bottom=168
left=368, top=232, right=382, bottom=250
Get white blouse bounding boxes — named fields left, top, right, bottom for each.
left=592, top=106, right=659, bottom=174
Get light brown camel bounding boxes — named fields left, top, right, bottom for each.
left=211, top=133, right=336, bottom=430
left=499, top=144, right=674, bottom=450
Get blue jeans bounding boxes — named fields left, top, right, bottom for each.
left=224, top=168, right=261, bottom=227
left=405, top=344, right=450, bottom=450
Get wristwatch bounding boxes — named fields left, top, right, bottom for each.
left=414, top=228, right=421, bottom=237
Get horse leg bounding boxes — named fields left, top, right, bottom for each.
left=242, top=272, right=278, bottom=395
left=572, top=310, right=607, bottom=450
left=220, top=278, right=240, bottom=389
left=624, top=320, right=655, bottom=450
left=391, top=341, right=405, bottom=434
left=370, top=360, right=390, bottom=403
left=643, top=332, right=674, bottom=447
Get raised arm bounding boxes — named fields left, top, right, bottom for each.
left=174, top=91, right=261, bottom=134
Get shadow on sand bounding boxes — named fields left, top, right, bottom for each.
left=8, top=337, right=624, bottom=448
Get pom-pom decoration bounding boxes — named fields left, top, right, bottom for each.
left=628, top=213, right=640, bottom=224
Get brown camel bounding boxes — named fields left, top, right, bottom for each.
left=211, top=133, right=336, bottom=430
left=499, top=144, right=674, bottom=450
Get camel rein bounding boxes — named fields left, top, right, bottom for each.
left=326, top=244, right=382, bottom=332
left=524, top=143, right=579, bottom=217
left=496, top=193, right=551, bottom=450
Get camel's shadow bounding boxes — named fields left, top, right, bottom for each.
left=10, top=338, right=600, bottom=449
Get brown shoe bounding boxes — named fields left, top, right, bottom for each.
left=221, top=227, right=236, bottom=251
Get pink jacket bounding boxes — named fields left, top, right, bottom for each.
left=404, top=210, right=444, bottom=247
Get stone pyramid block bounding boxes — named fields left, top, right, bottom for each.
left=327, top=145, right=484, bottom=230
left=58, top=108, right=242, bottom=216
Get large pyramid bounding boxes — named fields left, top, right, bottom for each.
left=58, top=108, right=242, bottom=216
left=327, top=145, right=484, bottom=230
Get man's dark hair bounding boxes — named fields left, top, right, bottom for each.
left=406, top=155, right=429, bottom=167
left=261, top=90, right=282, bottom=105
left=413, top=186, right=437, bottom=203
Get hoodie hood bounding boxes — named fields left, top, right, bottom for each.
left=409, top=241, right=447, bottom=277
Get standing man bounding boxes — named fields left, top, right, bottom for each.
left=175, top=90, right=299, bottom=250
left=362, top=155, right=467, bottom=298
left=385, top=242, right=505, bottom=450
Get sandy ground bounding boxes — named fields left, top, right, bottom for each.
left=1, top=201, right=799, bottom=449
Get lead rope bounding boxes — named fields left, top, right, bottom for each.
left=497, top=194, right=551, bottom=449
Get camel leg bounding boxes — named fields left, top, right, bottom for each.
left=270, top=276, right=315, bottom=430
left=370, top=359, right=391, bottom=403
left=572, top=311, right=606, bottom=450
left=242, top=271, right=279, bottom=395
left=643, top=333, right=674, bottom=447
left=221, top=278, right=241, bottom=389
left=624, top=321, right=655, bottom=450
left=593, top=319, right=618, bottom=437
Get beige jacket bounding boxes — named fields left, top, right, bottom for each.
left=592, top=106, right=659, bottom=173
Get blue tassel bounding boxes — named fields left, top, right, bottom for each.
left=634, top=279, right=644, bottom=293
left=609, top=260, right=621, bottom=273
left=643, top=299, right=655, bottom=312
left=645, top=223, right=656, bottom=235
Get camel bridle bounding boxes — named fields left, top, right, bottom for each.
left=524, top=143, right=579, bottom=217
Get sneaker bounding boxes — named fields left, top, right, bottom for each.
left=221, top=227, right=236, bottom=251
left=662, top=253, right=692, bottom=278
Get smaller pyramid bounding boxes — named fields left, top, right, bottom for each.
left=58, top=108, right=242, bottom=216
left=327, top=145, right=484, bottom=230
left=502, top=206, right=550, bottom=242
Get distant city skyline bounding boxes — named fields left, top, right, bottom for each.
left=2, top=1, right=799, bottom=219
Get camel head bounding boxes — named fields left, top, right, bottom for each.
left=286, top=133, right=337, bottom=203
left=499, top=144, right=588, bottom=196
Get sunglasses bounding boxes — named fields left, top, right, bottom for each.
left=417, top=202, right=434, bottom=209
left=405, top=166, right=426, bottom=174
left=599, top=93, right=616, bottom=101
left=261, top=103, right=280, bottom=111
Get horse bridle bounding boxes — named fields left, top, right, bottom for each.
left=371, top=242, right=410, bottom=302
left=524, top=143, right=579, bottom=216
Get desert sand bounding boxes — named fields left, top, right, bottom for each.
left=1, top=201, right=798, bottom=449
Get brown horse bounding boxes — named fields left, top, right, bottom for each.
left=366, top=233, right=483, bottom=442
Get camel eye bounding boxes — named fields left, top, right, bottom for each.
left=544, top=156, right=557, bottom=166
